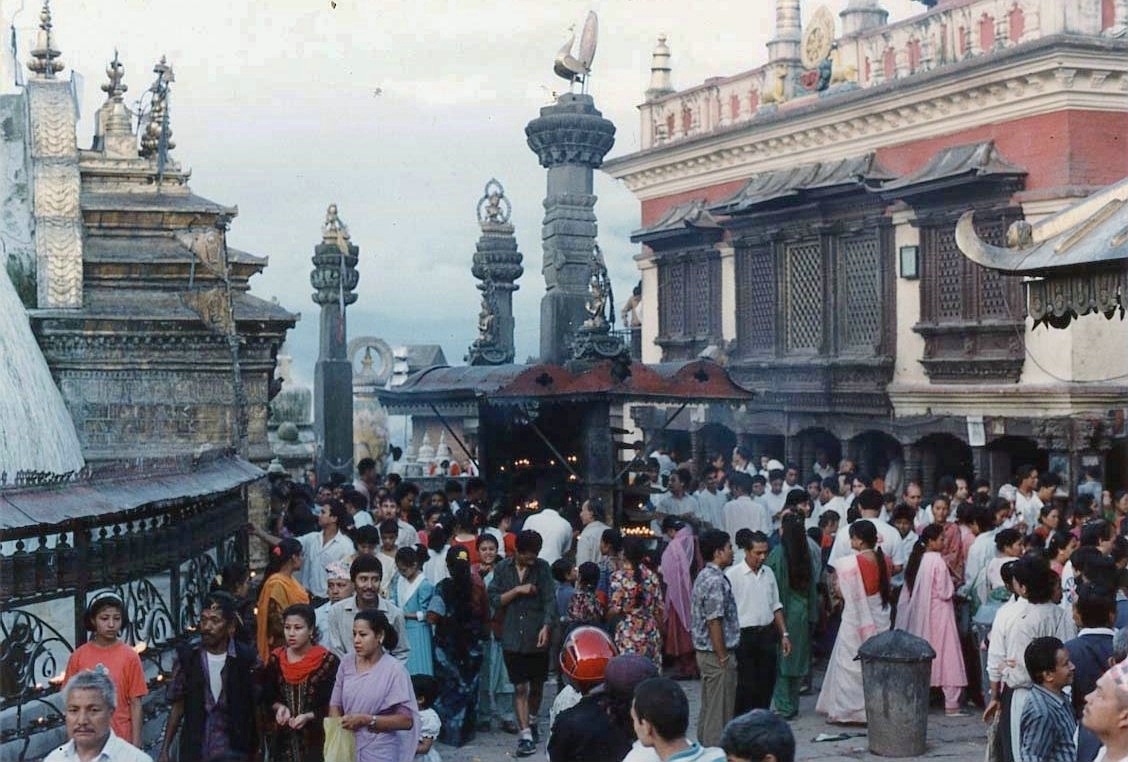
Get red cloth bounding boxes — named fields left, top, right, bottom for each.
left=858, top=552, right=892, bottom=596
left=274, top=644, right=330, bottom=685
left=65, top=640, right=148, bottom=742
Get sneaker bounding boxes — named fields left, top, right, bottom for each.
left=516, top=738, right=537, bottom=757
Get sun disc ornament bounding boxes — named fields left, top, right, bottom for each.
left=801, top=6, right=837, bottom=70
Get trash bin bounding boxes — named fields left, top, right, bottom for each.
left=856, top=629, right=936, bottom=757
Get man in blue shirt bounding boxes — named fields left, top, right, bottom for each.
left=690, top=529, right=739, bottom=747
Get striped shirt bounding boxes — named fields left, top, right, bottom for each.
left=1019, top=684, right=1076, bottom=762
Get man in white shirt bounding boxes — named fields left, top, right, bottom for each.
left=657, top=469, right=700, bottom=525
left=522, top=503, right=573, bottom=564
left=1014, top=464, right=1043, bottom=529
left=375, top=493, right=418, bottom=548
left=888, top=504, right=919, bottom=590
left=695, top=466, right=728, bottom=530
left=812, top=449, right=836, bottom=481
left=325, top=554, right=410, bottom=663
left=575, top=498, right=611, bottom=566
left=725, top=530, right=791, bottom=714
left=723, top=473, right=772, bottom=549
left=47, top=670, right=152, bottom=762
left=1081, top=659, right=1128, bottom=762
left=253, top=498, right=355, bottom=600
left=732, top=445, right=756, bottom=476
left=828, top=488, right=901, bottom=565
left=783, top=464, right=805, bottom=495
left=759, top=469, right=788, bottom=532
left=811, top=477, right=847, bottom=526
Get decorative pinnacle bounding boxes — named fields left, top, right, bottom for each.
left=140, top=56, right=175, bottom=159
left=476, top=179, right=512, bottom=227
left=27, top=0, right=64, bottom=79
left=101, top=50, right=127, bottom=102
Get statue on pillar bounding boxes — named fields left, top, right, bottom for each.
left=467, top=179, right=522, bottom=365
left=572, top=243, right=629, bottom=366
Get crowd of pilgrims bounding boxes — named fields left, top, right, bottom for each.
left=48, top=450, right=1128, bottom=762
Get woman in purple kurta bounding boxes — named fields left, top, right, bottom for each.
left=329, top=610, right=420, bottom=762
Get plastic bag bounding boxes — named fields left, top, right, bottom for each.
left=323, top=716, right=356, bottom=762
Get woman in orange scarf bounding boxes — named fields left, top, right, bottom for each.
left=262, top=603, right=340, bottom=762
left=256, top=538, right=310, bottom=661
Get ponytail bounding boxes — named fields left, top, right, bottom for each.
left=874, top=547, right=892, bottom=609
left=903, top=539, right=927, bottom=595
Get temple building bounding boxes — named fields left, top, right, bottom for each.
left=603, top=0, right=1128, bottom=490
left=0, top=7, right=295, bottom=758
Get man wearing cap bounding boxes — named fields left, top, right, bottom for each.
left=325, top=554, right=410, bottom=663
left=316, top=561, right=353, bottom=638
left=1082, top=659, right=1128, bottom=762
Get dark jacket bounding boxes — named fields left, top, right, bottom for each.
left=174, top=639, right=259, bottom=762
left=547, top=692, right=633, bottom=762
left=487, top=556, right=556, bottom=653
left=1065, top=629, right=1114, bottom=762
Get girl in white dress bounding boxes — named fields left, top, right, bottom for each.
left=412, top=674, right=443, bottom=762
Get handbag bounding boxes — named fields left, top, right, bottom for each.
left=323, top=716, right=356, bottom=762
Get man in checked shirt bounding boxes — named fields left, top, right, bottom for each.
left=1018, top=637, right=1076, bottom=762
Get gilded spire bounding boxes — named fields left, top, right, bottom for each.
left=27, top=1, right=64, bottom=79
left=101, top=50, right=127, bottom=102
left=139, top=56, right=175, bottom=160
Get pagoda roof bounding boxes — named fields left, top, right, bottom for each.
left=632, top=199, right=725, bottom=241
left=956, top=175, right=1128, bottom=275
left=35, top=289, right=299, bottom=325
left=82, top=236, right=267, bottom=266
left=879, top=141, right=1026, bottom=193
left=81, top=191, right=236, bottom=215
left=709, top=152, right=894, bottom=215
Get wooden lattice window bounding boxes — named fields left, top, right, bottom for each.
left=657, top=252, right=721, bottom=340
left=784, top=240, right=824, bottom=354
left=841, top=233, right=883, bottom=350
left=922, top=217, right=1022, bottom=324
left=735, top=245, right=776, bottom=355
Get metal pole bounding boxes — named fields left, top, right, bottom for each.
left=427, top=402, right=480, bottom=472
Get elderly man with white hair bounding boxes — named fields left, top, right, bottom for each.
left=1083, top=658, right=1128, bottom=762
left=46, top=668, right=152, bottom=762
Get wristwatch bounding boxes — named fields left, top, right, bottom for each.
left=369, top=715, right=378, bottom=730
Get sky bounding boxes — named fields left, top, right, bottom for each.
left=12, top=0, right=922, bottom=384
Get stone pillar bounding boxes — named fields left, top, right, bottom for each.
left=581, top=401, right=615, bottom=509
left=526, top=94, right=615, bottom=365
left=903, top=442, right=923, bottom=488
left=311, top=205, right=359, bottom=485
left=767, top=0, right=802, bottom=63
left=467, top=179, right=523, bottom=365
left=841, top=0, right=889, bottom=36
left=972, top=446, right=990, bottom=485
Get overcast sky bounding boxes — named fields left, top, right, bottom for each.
left=18, top=0, right=921, bottom=384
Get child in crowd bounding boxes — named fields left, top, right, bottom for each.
left=567, top=562, right=606, bottom=628
left=553, top=558, right=577, bottom=618
left=412, top=674, right=443, bottom=762
left=64, top=594, right=148, bottom=747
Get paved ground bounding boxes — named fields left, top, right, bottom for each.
left=435, top=669, right=989, bottom=761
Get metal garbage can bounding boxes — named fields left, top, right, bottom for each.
left=856, top=629, right=936, bottom=757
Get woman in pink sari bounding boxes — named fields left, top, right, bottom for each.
left=816, top=520, right=892, bottom=724
left=658, top=517, right=698, bottom=679
left=896, top=524, right=968, bottom=715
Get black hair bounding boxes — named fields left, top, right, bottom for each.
left=394, top=545, right=426, bottom=568
left=378, top=519, right=399, bottom=537
left=720, top=708, right=796, bottom=762
left=699, top=529, right=731, bottom=564
left=1037, top=472, right=1061, bottom=491
left=994, top=528, right=1023, bottom=552
left=1075, top=583, right=1116, bottom=628
left=352, top=525, right=381, bottom=547
left=1071, top=546, right=1104, bottom=581
left=344, top=491, right=368, bottom=512
left=445, top=479, right=464, bottom=496
left=357, top=457, right=376, bottom=474
left=855, top=488, right=884, bottom=513
left=1000, top=559, right=1018, bottom=589
left=411, top=674, right=439, bottom=709
left=265, top=537, right=304, bottom=577
left=577, top=562, right=600, bottom=589
left=820, top=476, right=839, bottom=492
left=936, top=475, right=956, bottom=497
left=891, top=504, right=916, bottom=524
left=200, top=590, right=239, bottom=624
left=349, top=553, right=383, bottom=583
left=818, top=510, right=840, bottom=529
left=729, top=472, right=753, bottom=495
left=904, top=524, right=944, bottom=593
left=632, top=677, right=689, bottom=741
left=1081, top=520, right=1113, bottom=548
left=1015, top=463, right=1038, bottom=482
left=212, top=562, right=250, bottom=596
left=475, top=533, right=499, bottom=550
left=427, top=525, right=449, bottom=552
left=281, top=603, right=318, bottom=642
left=780, top=513, right=812, bottom=593
left=1045, top=530, right=1074, bottom=562
left=516, top=529, right=544, bottom=555
left=84, top=593, right=128, bottom=632
left=622, top=537, right=650, bottom=609
left=1013, top=555, right=1055, bottom=604
left=601, top=527, right=623, bottom=554
left=353, top=609, right=398, bottom=652
left=551, top=557, right=575, bottom=583
left=849, top=520, right=891, bottom=608
left=736, top=529, right=770, bottom=550
left=1024, top=636, right=1064, bottom=686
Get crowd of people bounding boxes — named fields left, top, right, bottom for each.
left=45, top=451, right=1128, bottom=762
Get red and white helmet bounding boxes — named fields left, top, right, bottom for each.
left=559, top=626, right=617, bottom=692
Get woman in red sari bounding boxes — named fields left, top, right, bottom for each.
left=262, top=603, right=340, bottom=762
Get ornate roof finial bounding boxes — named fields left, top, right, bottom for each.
left=27, top=0, right=64, bottom=79
left=139, top=56, right=175, bottom=161
left=101, top=50, right=127, bottom=102
left=476, top=179, right=512, bottom=228
left=322, top=203, right=352, bottom=256
left=646, top=35, right=674, bottom=101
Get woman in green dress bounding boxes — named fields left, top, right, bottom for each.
left=766, top=512, right=820, bottom=719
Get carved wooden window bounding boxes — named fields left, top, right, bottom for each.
left=841, top=233, right=883, bottom=350
left=922, top=218, right=1022, bottom=324
left=657, top=252, right=721, bottom=340
left=784, top=240, right=824, bottom=354
left=735, top=245, right=776, bottom=356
